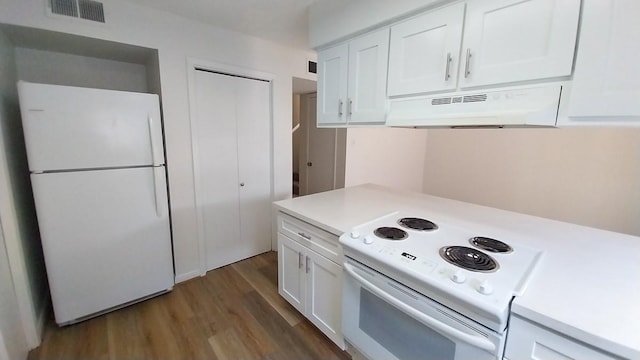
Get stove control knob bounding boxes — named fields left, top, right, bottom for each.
left=363, top=235, right=374, bottom=245
left=350, top=231, right=361, bottom=239
left=478, top=280, right=493, bottom=295
left=451, top=271, right=466, bottom=284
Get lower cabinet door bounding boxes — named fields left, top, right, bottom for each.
left=306, top=249, right=345, bottom=349
left=277, top=235, right=305, bottom=314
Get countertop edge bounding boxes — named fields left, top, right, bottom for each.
left=272, top=203, right=345, bottom=236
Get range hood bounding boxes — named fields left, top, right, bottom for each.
left=386, top=84, right=563, bottom=128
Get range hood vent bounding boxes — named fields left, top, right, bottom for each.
left=49, top=0, right=105, bottom=23
left=432, top=94, right=488, bottom=106
left=387, top=85, right=563, bottom=128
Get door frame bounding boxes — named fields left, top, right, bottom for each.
left=186, top=58, right=275, bottom=280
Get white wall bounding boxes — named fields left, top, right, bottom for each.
left=423, top=128, right=640, bottom=236
left=345, top=128, right=428, bottom=192
left=15, top=47, right=148, bottom=92
left=0, top=0, right=316, bottom=282
left=0, top=29, right=44, bottom=351
left=0, top=219, right=28, bottom=360
left=308, top=0, right=441, bottom=47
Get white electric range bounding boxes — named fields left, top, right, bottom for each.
left=340, top=211, right=543, bottom=360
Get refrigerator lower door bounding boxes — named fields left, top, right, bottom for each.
left=31, top=166, right=174, bottom=325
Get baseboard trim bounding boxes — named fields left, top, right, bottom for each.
left=174, top=270, right=202, bottom=283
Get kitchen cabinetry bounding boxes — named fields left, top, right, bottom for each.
left=386, top=0, right=580, bottom=98
left=460, top=0, right=580, bottom=89
left=505, top=315, right=618, bottom=360
left=387, top=3, right=465, bottom=96
left=317, top=28, right=389, bottom=126
left=562, top=0, right=640, bottom=126
left=277, top=212, right=345, bottom=349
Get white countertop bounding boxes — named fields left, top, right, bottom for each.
left=273, top=184, right=640, bottom=359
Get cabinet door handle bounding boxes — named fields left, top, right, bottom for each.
left=338, top=99, right=343, bottom=116
left=297, top=232, right=311, bottom=240
left=464, top=48, right=472, bottom=78
left=305, top=256, right=310, bottom=273
left=348, top=98, right=353, bottom=116
left=444, top=52, right=452, bottom=81
left=298, top=252, right=303, bottom=269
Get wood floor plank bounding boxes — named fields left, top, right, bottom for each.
left=232, top=255, right=304, bottom=327
left=241, top=290, right=328, bottom=360
left=202, top=265, right=277, bottom=358
left=28, top=251, right=350, bottom=360
left=293, top=319, right=352, bottom=360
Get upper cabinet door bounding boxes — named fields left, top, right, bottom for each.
left=347, top=28, right=389, bottom=124
left=564, top=0, right=640, bottom=124
left=387, top=3, right=465, bottom=97
left=460, top=0, right=580, bottom=89
left=317, top=43, right=349, bottom=125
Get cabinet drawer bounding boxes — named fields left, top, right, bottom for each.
left=277, top=212, right=341, bottom=264
left=506, top=315, right=617, bottom=360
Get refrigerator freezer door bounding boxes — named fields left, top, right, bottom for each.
left=18, top=81, right=164, bottom=172
left=30, top=166, right=174, bottom=325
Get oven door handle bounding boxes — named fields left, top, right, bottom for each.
left=344, top=263, right=496, bottom=353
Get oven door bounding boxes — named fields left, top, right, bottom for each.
left=342, top=259, right=504, bottom=360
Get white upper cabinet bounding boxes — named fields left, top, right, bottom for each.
left=387, top=3, right=465, bottom=97
left=460, top=0, right=580, bottom=89
left=317, top=44, right=349, bottom=125
left=563, top=0, right=640, bottom=125
left=317, top=28, right=389, bottom=126
left=347, top=29, right=390, bottom=124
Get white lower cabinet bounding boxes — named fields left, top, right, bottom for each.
left=277, top=213, right=345, bottom=349
left=505, top=315, right=617, bottom=360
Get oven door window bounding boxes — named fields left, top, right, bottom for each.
left=360, top=287, right=455, bottom=360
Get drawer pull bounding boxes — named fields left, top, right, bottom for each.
left=297, top=232, right=311, bottom=240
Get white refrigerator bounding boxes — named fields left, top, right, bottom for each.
left=18, top=81, right=174, bottom=326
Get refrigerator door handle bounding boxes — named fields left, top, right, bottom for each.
left=148, top=115, right=160, bottom=166
left=152, top=167, right=163, bottom=217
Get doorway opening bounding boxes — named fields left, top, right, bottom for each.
left=292, top=77, right=346, bottom=197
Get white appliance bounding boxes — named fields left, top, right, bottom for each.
left=340, top=211, right=542, bottom=360
left=386, top=84, right=564, bottom=128
left=18, top=81, right=174, bottom=326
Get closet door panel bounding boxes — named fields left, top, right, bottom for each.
left=194, top=70, right=242, bottom=271
left=235, top=76, right=272, bottom=257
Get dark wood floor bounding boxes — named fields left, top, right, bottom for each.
left=28, top=251, right=351, bottom=360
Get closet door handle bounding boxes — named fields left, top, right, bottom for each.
left=338, top=99, right=343, bottom=116
left=305, top=256, right=310, bottom=273
left=444, top=52, right=452, bottom=81
left=348, top=99, right=353, bottom=116
left=298, top=252, right=303, bottom=269
left=464, top=48, right=472, bottom=78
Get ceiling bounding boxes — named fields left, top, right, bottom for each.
left=126, top=0, right=317, bottom=49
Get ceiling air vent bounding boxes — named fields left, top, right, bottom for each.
left=49, top=0, right=105, bottom=23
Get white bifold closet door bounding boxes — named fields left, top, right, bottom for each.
left=193, top=69, right=271, bottom=271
